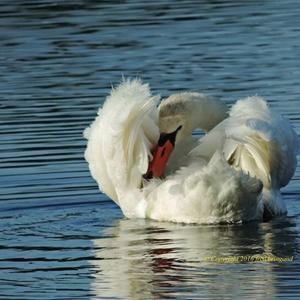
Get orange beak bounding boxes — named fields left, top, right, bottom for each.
left=144, top=126, right=182, bottom=180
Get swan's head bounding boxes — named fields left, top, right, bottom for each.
left=158, top=99, right=195, bottom=144
left=143, top=125, right=182, bottom=180
left=144, top=92, right=228, bottom=180
left=144, top=93, right=200, bottom=180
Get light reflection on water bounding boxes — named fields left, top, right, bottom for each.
left=92, top=217, right=299, bottom=299
left=1, top=0, right=300, bottom=299
left=1, top=204, right=298, bottom=299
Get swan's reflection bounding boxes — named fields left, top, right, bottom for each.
left=90, top=218, right=297, bottom=299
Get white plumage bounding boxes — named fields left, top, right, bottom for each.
left=84, top=79, right=299, bottom=224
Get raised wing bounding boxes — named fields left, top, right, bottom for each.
left=189, top=96, right=299, bottom=190
left=224, top=96, right=299, bottom=188
left=84, top=79, right=159, bottom=204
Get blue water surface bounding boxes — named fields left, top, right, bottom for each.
left=1, top=0, right=300, bottom=299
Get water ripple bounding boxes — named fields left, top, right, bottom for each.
left=1, top=0, right=300, bottom=299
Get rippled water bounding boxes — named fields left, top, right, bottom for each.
left=1, top=0, right=300, bottom=299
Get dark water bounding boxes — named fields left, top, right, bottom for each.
left=1, top=0, right=300, bottom=299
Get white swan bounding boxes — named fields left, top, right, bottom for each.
left=84, top=79, right=299, bottom=224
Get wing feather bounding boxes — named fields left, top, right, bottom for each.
left=84, top=79, right=159, bottom=203
left=190, top=96, right=299, bottom=190
left=224, top=97, right=299, bottom=188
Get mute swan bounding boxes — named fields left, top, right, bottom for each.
left=84, top=79, right=299, bottom=224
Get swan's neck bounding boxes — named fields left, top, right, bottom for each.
left=159, top=93, right=228, bottom=141
left=189, top=94, right=228, bottom=132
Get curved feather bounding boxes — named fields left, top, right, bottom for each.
left=84, top=79, right=159, bottom=204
